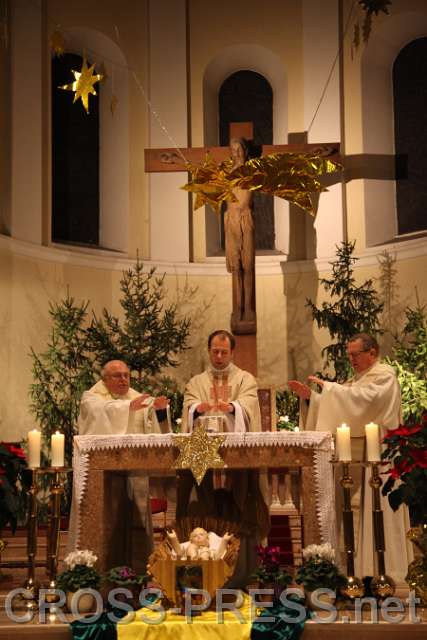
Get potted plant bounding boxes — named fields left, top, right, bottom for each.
left=0, top=442, right=30, bottom=539
left=251, top=544, right=293, bottom=602
left=296, top=543, right=346, bottom=608
left=105, top=565, right=147, bottom=607
left=381, top=414, right=427, bottom=602
left=57, top=549, right=101, bottom=612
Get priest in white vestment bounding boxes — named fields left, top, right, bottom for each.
left=179, top=330, right=268, bottom=588
left=70, top=360, right=170, bottom=560
left=289, top=333, right=413, bottom=585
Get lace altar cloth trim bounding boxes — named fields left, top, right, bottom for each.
left=72, top=431, right=336, bottom=549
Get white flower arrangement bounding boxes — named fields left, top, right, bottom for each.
left=302, top=542, right=335, bottom=563
left=63, top=549, right=98, bottom=570
left=175, top=418, right=182, bottom=426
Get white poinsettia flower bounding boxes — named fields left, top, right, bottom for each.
left=176, top=418, right=182, bottom=425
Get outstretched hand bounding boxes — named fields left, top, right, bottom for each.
left=196, top=402, right=213, bottom=414
left=307, top=375, right=325, bottom=388
left=288, top=380, right=311, bottom=400
left=129, top=393, right=151, bottom=411
left=153, top=395, right=169, bottom=410
left=217, top=400, right=234, bottom=413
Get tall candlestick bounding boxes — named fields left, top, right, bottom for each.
left=28, top=429, right=41, bottom=468
left=336, top=423, right=352, bottom=461
left=365, top=422, right=381, bottom=461
left=51, top=431, right=65, bottom=467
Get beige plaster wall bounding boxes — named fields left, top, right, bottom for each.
left=188, top=0, right=304, bottom=146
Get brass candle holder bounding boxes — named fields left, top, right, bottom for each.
left=20, top=468, right=40, bottom=610
left=368, top=461, right=395, bottom=599
left=332, top=459, right=364, bottom=601
left=43, top=467, right=73, bottom=601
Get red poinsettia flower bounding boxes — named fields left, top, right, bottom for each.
left=383, top=424, right=423, bottom=440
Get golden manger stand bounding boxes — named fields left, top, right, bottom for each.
left=71, top=431, right=336, bottom=573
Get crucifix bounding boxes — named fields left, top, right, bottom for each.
left=145, top=124, right=341, bottom=373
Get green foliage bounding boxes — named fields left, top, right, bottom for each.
left=87, top=258, right=191, bottom=389
left=144, top=375, right=184, bottom=431
left=306, top=241, right=384, bottom=382
left=276, top=389, right=299, bottom=430
left=296, top=558, right=346, bottom=592
left=56, top=564, right=101, bottom=592
left=105, top=565, right=147, bottom=586
left=296, top=546, right=346, bottom=592
left=386, top=302, right=427, bottom=424
left=29, top=296, right=95, bottom=468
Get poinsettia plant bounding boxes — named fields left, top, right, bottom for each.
left=57, top=550, right=101, bottom=592
left=251, top=544, right=292, bottom=588
left=381, top=414, right=427, bottom=525
left=296, top=543, right=346, bottom=592
left=295, top=542, right=346, bottom=591
left=105, top=565, right=147, bottom=587
left=0, top=442, right=30, bottom=532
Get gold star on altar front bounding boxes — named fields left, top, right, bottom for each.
left=173, top=423, right=226, bottom=485
left=60, top=58, right=103, bottom=114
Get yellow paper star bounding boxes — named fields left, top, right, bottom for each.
left=60, top=58, right=103, bottom=114
left=173, top=422, right=226, bottom=485
left=50, top=30, right=66, bottom=57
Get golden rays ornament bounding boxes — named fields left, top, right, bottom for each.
left=60, top=58, right=103, bottom=114
left=50, top=30, right=65, bottom=57
left=173, top=422, right=226, bottom=484
left=182, top=152, right=341, bottom=217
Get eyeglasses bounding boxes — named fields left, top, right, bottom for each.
left=347, top=349, right=369, bottom=359
left=106, top=373, right=130, bottom=379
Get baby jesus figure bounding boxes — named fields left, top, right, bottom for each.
left=166, top=527, right=233, bottom=561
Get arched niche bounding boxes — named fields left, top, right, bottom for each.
left=361, top=10, right=427, bottom=246
left=52, top=27, right=129, bottom=253
left=203, top=44, right=289, bottom=257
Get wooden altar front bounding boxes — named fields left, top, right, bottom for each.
left=72, top=432, right=335, bottom=572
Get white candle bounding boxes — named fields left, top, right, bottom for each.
left=51, top=431, right=65, bottom=467
left=336, top=423, right=352, bottom=461
left=365, top=422, right=381, bottom=461
left=28, top=429, right=41, bottom=468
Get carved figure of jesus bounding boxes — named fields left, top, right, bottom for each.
left=225, top=138, right=256, bottom=334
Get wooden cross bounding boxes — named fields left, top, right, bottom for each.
left=144, top=124, right=341, bottom=374
left=144, top=123, right=341, bottom=172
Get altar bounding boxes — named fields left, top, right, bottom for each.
left=71, top=431, right=336, bottom=572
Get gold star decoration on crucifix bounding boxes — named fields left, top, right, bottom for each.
left=59, top=58, right=103, bottom=114
left=173, top=422, right=226, bottom=485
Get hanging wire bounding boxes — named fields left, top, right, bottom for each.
left=307, top=0, right=358, bottom=133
